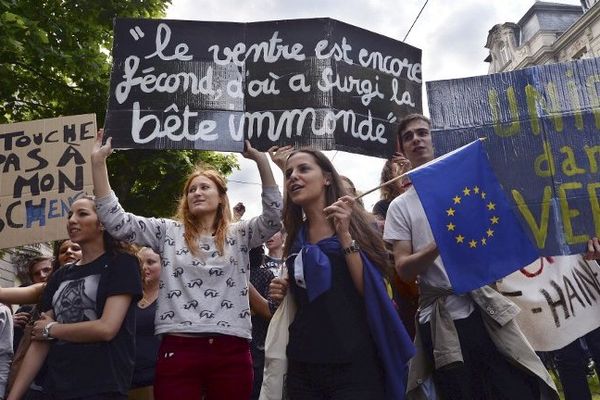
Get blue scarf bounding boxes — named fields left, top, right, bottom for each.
left=290, top=224, right=416, bottom=399
left=290, top=225, right=336, bottom=302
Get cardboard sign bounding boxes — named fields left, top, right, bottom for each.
left=105, top=18, right=422, bottom=158
left=0, top=115, right=96, bottom=249
left=497, top=256, right=600, bottom=351
left=427, top=57, right=600, bottom=255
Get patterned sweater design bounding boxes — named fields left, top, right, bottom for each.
left=96, top=186, right=282, bottom=339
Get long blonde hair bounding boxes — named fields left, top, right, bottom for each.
left=175, top=167, right=232, bottom=256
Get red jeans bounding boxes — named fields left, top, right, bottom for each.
left=154, top=335, right=253, bottom=400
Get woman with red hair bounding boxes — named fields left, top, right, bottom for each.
left=91, top=130, right=282, bottom=400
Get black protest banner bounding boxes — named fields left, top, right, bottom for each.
left=0, top=115, right=96, bottom=249
left=427, top=57, right=600, bottom=255
left=105, top=18, right=422, bottom=158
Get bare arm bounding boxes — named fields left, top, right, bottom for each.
left=7, top=338, right=50, bottom=400
left=339, top=232, right=365, bottom=295
left=249, top=284, right=272, bottom=319
left=0, top=283, right=45, bottom=305
left=392, top=240, right=439, bottom=282
left=91, top=129, right=166, bottom=249
left=91, top=129, right=113, bottom=198
left=240, top=142, right=283, bottom=249
left=243, top=140, right=277, bottom=188
left=325, top=196, right=365, bottom=294
left=33, top=294, right=133, bottom=343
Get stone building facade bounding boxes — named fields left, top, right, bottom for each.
left=0, top=257, right=16, bottom=288
left=485, top=1, right=600, bottom=73
left=0, top=244, right=53, bottom=288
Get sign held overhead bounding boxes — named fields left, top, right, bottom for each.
left=105, top=17, right=422, bottom=158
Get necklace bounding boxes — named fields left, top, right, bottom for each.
left=138, top=291, right=158, bottom=308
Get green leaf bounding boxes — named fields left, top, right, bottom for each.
left=3, top=11, right=27, bottom=29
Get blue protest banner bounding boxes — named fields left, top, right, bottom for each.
left=427, top=57, right=600, bottom=255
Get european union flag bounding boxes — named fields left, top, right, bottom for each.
left=408, top=140, right=539, bottom=294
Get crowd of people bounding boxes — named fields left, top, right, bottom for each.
left=0, top=113, right=598, bottom=400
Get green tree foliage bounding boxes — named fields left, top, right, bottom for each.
left=0, top=0, right=170, bottom=123
left=0, top=0, right=239, bottom=220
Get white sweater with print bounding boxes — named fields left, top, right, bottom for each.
left=96, top=186, right=282, bottom=339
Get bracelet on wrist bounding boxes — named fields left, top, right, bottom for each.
left=42, top=321, right=58, bottom=341
left=343, top=239, right=360, bottom=255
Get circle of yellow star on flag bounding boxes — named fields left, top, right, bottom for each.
left=446, top=185, right=500, bottom=249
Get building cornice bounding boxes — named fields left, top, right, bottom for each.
left=485, top=23, right=519, bottom=49
left=552, top=0, right=600, bottom=53
left=512, top=46, right=556, bottom=70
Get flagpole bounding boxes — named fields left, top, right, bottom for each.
left=354, top=138, right=487, bottom=201
left=354, top=172, right=409, bottom=201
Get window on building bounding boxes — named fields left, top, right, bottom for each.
left=498, top=43, right=510, bottom=66
left=572, top=47, right=588, bottom=60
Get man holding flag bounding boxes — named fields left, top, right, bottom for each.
left=383, top=114, right=558, bottom=400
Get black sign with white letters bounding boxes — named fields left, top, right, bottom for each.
left=105, top=18, right=422, bottom=158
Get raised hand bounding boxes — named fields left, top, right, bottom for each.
left=392, top=151, right=412, bottom=176
left=233, top=202, right=246, bottom=221
left=324, top=195, right=355, bottom=243
left=243, top=140, right=278, bottom=187
left=268, top=145, right=294, bottom=171
left=242, top=140, right=267, bottom=163
left=91, top=129, right=113, bottom=164
left=584, top=237, right=600, bottom=260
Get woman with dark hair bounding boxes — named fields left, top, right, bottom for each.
left=269, top=148, right=413, bottom=399
left=91, top=130, right=282, bottom=400
left=8, top=195, right=142, bottom=400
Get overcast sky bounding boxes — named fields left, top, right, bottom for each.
left=166, top=0, right=581, bottom=218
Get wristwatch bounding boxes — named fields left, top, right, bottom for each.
left=42, top=322, right=58, bottom=340
left=343, top=239, right=360, bottom=255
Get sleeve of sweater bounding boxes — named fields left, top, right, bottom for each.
left=0, top=305, right=14, bottom=398
left=95, top=191, right=168, bottom=250
left=239, top=186, right=283, bottom=249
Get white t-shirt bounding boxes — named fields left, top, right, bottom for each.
left=383, top=187, right=474, bottom=323
left=0, top=304, right=12, bottom=398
